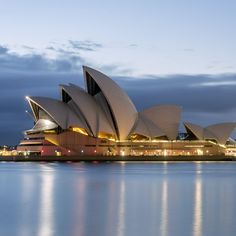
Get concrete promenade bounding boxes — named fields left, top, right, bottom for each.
left=0, top=155, right=234, bottom=162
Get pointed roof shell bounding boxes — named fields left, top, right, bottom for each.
left=27, top=96, right=85, bottom=129
left=205, top=123, right=236, bottom=144
left=60, top=84, right=114, bottom=136
left=140, top=105, right=182, bottom=140
left=184, top=122, right=204, bottom=140
left=83, top=66, right=137, bottom=140
left=132, top=114, right=165, bottom=138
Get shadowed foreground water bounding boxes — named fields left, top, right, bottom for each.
left=0, top=162, right=236, bottom=236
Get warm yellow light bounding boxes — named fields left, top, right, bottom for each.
left=55, top=150, right=61, bottom=156
left=44, top=130, right=56, bottom=134
left=98, top=132, right=116, bottom=141
left=121, top=150, right=125, bottom=156
left=219, top=144, right=226, bottom=148
left=163, top=149, right=167, bottom=156
left=197, top=149, right=203, bottom=155
left=71, top=127, right=88, bottom=136
left=45, top=137, right=59, bottom=146
left=129, top=133, right=149, bottom=141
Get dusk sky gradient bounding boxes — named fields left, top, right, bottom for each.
left=1, top=0, right=236, bottom=144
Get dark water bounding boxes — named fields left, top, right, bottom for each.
left=0, top=162, right=236, bottom=236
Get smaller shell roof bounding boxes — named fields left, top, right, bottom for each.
left=27, top=96, right=85, bottom=129
left=132, top=114, right=165, bottom=138
left=60, top=84, right=114, bottom=136
left=27, top=119, right=58, bottom=132
left=184, top=122, right=204, bottom=140
left=205, top=123, right=236, bottom=144
left=60, top=84, right=97, bottom=135
left=140, top=105, right=182, bottom=140
left=184, top=122, right=236, bottom=144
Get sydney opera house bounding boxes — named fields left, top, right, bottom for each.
left=17, top=66, right=236, bottom=156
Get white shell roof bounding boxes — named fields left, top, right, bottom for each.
left=133, top=114, right=165, bottom=138
left=184, top=122, right=236, bottom=144
left=184, top=122, right=204, bottom=140
left=27, top=119, right=58, bottom=132
left=205, top=123, right=236, bottom=144
left=27, top=97, right=85, bottom=129
left=83, top=66, right=137, bottom=140
left=60, top=84, right=114, bottom=136
left=25, top=65, right=236, bottom=144
left=140, top=105, right=182, bottom=140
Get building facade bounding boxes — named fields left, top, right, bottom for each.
left=17, top=66, right=236, bottom=156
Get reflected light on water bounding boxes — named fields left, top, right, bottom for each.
left=2, top=162, right=236, bottom=236
left=160, top=179, right=168, bottom=236
left=19, top=174, right=35, bottom=236
left=195, top=163, right=202, bottom=175
left=159, top=162, right=168, bottom=236
left=38, top=166, right=55, bottom=236
left=193, top=167, right=202, bottom=236
left=117, top=179, right=126, bottom=236
left=73, top=176, right=86, bottom=236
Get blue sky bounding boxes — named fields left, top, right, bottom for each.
left=1, top=0, right=236, bottom=144
left=1, top=0, right=236, bottom=75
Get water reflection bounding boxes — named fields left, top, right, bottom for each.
left=19, top=172, right=36, bottom=236
left=72, top=171, right=86, bottom=236
left=117, top=179, right=126, bottom=236
left=193, top=164, right=202, bottom=236
left=38, top=165, right=55, bottom=236
left=160, top=179, right=168, bottom=236
left=1, top=163, right=236, bottom=236
left=160, top=164, right=168, bottom=236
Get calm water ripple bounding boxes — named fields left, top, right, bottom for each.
left=0, top=162, right=236, bottom=236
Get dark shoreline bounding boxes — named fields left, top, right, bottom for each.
left=0, top=155, right=235, bottom=162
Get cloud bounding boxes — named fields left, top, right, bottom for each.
left=0, top=44, right=85, bottom=73
left=0, top=42, right=116, bottom=145
left=69, top=40, right=103, bottom=52
left=0, top=71, right=85, bottom=145
left=182, top=48, right=194, bottom=52
left=22, top=45, right=35, bottom=50
left=194, top=81, right=236, bottom=87
left=0, top=43, right=236, bottom=144
left=115, top=73, right=236, bottom=125
left=98, top=64, right=133, bottom=76
left=0, top=45, right=8, bottom=54
left=129, top=44, right=138, bottom=47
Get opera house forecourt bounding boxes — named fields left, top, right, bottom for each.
left=17, top=66, right=236, bottom=158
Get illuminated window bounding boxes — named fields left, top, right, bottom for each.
left=71, top=127, right=88, bottom=136
left=98, top=132, right=116, bottom=141
left=129, top=133, right=149, bottom=141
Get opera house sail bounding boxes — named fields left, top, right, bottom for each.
left=17, top=66, right=236, bottom=156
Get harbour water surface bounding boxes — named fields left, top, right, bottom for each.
left=0, top=162, right=236, bottom=236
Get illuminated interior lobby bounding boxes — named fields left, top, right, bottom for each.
left=17, top=66, right=236, bottom=157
